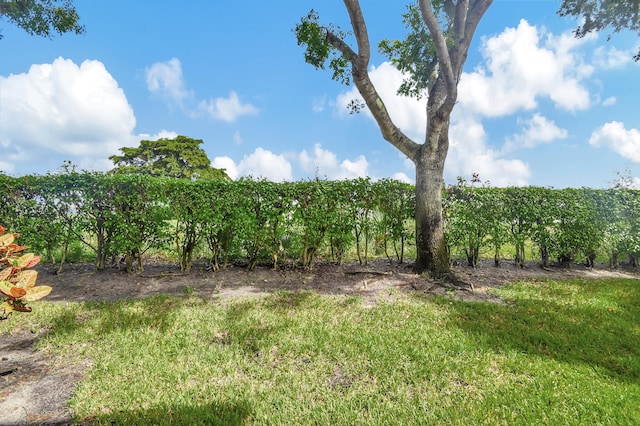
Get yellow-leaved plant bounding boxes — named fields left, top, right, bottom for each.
left=0, top=225, right=52, bottom=319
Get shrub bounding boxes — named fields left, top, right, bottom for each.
left=0, top=225, right=51, bottom=319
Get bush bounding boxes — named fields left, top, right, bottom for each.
left=0, top=225, right=52, bottom=319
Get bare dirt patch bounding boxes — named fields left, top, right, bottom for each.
left=1, top=259, right=638, bottom=425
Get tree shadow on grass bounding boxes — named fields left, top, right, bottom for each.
left=44, top=294, right=184, bottom=343
left=430, top=279, right=640, bottom=384
left=45, top=291, right=319, bottom=345
left=219, top=290, right=319, bottom=356
left=80, top=398, right=252, bottom=425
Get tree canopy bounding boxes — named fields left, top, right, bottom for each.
left=0, top=0, right=84, bottom=40
left=558, top=0, right=640, bottom=61
left=109, top=136, right=229, bottom=180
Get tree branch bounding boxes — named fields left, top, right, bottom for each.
left=453, top=0, right=469, bottom=40
left=325, top=30, right=357, bottom=63
left=465, top=1, right=493, bottom=42
left=419, top=0, right=456, bottom=92
left=330, top=0, right=419, bottom=161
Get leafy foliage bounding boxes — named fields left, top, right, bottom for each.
left=294, top=9, right=353, bottom=85
left=558, top=0, right=640, bottom=61
left=109, top=136, right=229, bottom=180
left=444, top=177, right=498, bottom=268
left=379, top=2, right=440, bottom=98
left=3, top=171, right=640, bottom=271
left=374, top=179, right=415, bottom=263
left=0, top=225, right=51, bottom=319
left=165, top=179, right=208, bottom=272
left=0, top=0, right=84, bottom=39
left=107, top=174, right=171, bottom=273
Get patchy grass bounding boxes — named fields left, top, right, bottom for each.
left=1, top=278, right=639, bottom=425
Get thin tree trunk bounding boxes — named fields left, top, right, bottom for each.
left=540, top=243, right=549, bottom=268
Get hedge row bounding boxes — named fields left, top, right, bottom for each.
left=444, top=180, right=640, bottom=268
left=0, top=172, right=638, bottom=272
left=0, top=173, right=413, bottom=272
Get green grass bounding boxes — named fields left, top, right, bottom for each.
left=1, top=278, right=639, bottom=425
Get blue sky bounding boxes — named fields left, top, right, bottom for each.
left=1, top=0, right=639, bottom=188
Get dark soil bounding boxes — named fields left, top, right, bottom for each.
left=1, top=258, right=638, bottom=425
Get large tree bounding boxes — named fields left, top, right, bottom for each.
left=109, top=136, right=229, bottom=180
left=295, top=0, right=492, bottom=276
left=0, top=0, right=84, bottom=39
left=558, top=0, right=640, bottom=61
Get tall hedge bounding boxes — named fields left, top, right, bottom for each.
left=1, top=171, right=638, bottom=271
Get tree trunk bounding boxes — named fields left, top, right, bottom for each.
left=414, top=142, right=450, bottom=277
left=319, top=0, right=492, bottom=278
left=515, top=242, right=525, bottom=268
left=610, top=251, right=619, bottom=269
left=540, top=243, right=549, bottom=268
left=95, top=217, right=106, bottom=270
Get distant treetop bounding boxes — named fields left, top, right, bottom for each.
left=109, top=136, right=229, bottom=180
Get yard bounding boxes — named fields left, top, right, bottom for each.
left=1, top=259, right=638, bottom=425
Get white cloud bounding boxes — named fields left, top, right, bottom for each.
left=336, top=62, right=427, bottom=141
left=312, top=95, right=326, bottom=113
left=339, top=156, right=369, bottom=179
left=589, top=121, right=640, bottom=163
left=459, top=19, right=592, bottom=117
left=137, top=130, right=179, bottom=141
left=211, top=156, right=239, bottom=180
left=593, top=45, right=633, bottom=69
left=602, top=96, right=617, bottom=107
left=298, top=143, right=370, bottom=179
left=240, top=148, right=292, bottom=181
left=0, top=57, right=138, bottom=172
left=448, top=115, right=531, bottom=186
left=299, top=143, right=339, bottom=174
left=214, top=145, right=371, bottom=181
left=612, top=175, right=640, bottom=189
left=333, top=62, right=530, bottom=186
left=213, top=148, right=292, bottom=182
left=145, top=58, right=258, bottom=122
left=145, top=58, right=191, bottom=104
left=197, top=91, right=258, bottom=123
left=0, top=161, right=14, bottom=174
left=391, top=172, right=413, bottom=184
left=502, top=113, right=568, bottom=153
left=233, top=131, right=243, bottom=145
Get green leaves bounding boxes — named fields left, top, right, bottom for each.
left=294, top=9, right=352, bottom=85
left=3, top=170, right=640, bottom=271
left=0, top=0, right=85, bottom=39
left=444, top=179, right=502, bottom=267
left=558, top=0, right=640, bottom=61
left=444, top=183, right=640, bottom=268
left=379, top=3, right=439, bottom=98
left=109, top=136, right=229, bottom=180
left=295, top=10, right=331, bottom=68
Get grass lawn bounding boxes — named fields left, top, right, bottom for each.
left=2, top=278, right=639, bottom=425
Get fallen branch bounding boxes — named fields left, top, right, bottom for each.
left=344, top=270, right=392, bottom=276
